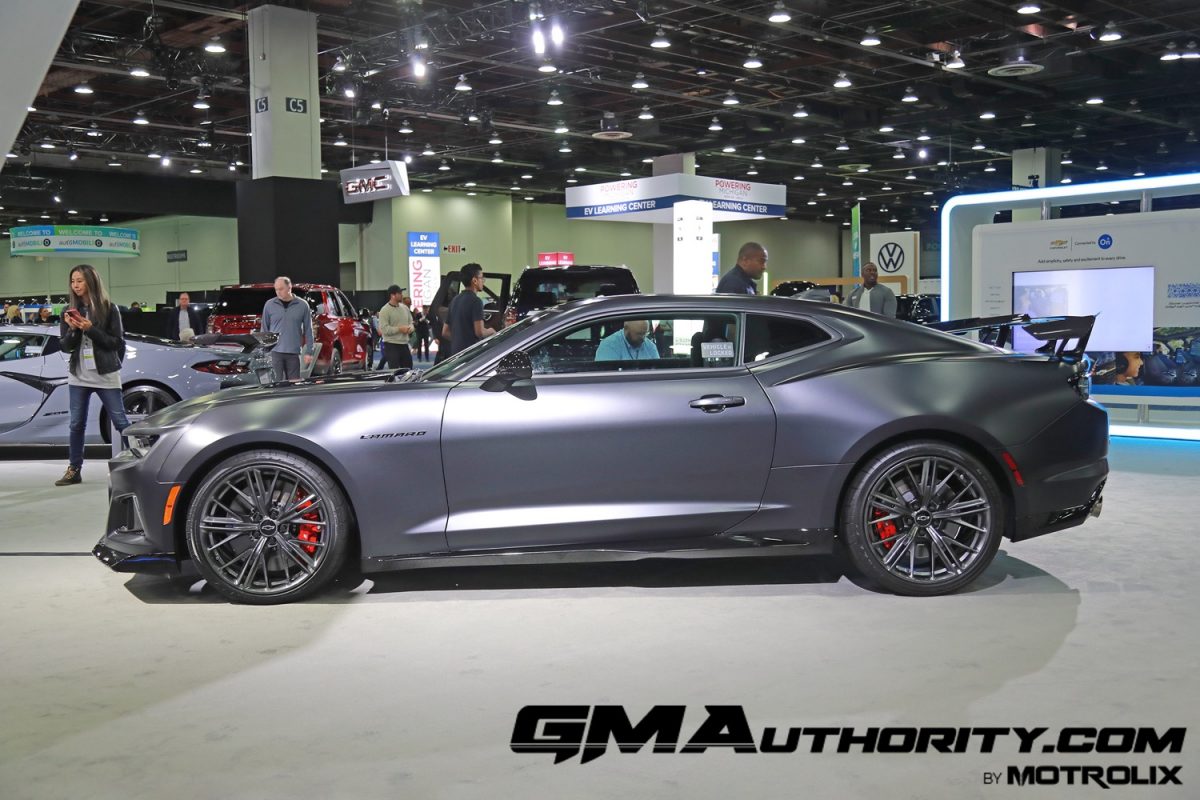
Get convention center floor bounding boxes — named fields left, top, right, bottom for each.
left=1, top=439, right=1196, bottom=799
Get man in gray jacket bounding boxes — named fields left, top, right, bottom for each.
left=846, top=262, right=897, bottom=318
left=261, top=276, right=314, bottom=380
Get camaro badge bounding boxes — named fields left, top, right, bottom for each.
left=360, top=431, right=427, bottom=440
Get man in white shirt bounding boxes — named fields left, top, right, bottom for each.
left=846, top=262, right=897, bottom=317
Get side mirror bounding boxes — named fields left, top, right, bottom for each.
left=481, top=351, right=533, bottom=392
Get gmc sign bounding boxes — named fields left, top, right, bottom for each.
left=339, top=161, right=410, bottom=204
left=344, top=175, right=392, bottom=197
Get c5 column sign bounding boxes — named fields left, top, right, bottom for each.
left=408, top=232, right=440, bottom=311
left=247, top=5, right=320, bottom=179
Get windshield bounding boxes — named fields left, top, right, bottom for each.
left=516, top=271, right=637, bottom=312
left=419, top=312, right=547, bottom=382
left=213, top=287, right=313, bottom=316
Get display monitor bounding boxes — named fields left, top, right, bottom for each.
left=1011, top=266, right=1154, bottom=353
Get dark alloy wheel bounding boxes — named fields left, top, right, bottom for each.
left=184, top=449, right=351, bottom=604
left=840, top=440, right=1005, bottom=596
left=325, top=347, right=343, bottom=376
left=102, top=384, right=179, bottom=442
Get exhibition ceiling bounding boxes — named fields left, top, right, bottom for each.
left=5, top=0, right=1200, bottom=230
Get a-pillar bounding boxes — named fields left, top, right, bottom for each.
left=236, top=4, right=339, bottom=286
left=652, top=153, right=702, bottom=293
left=1010, top=147, right=1062, bottom=222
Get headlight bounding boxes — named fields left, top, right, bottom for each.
left=128, top=432, right=161, bottom=457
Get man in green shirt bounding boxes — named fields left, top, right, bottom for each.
left=378, top=284, right=415, bottom=370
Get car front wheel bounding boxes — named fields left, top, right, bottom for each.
left=184, top=449, right=351, bottom=604
left=840, top=440, right=1005, bottom=596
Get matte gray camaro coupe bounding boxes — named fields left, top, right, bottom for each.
left=94, top=295, right=1108, bottom=604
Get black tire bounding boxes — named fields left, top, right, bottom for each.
left=840, top=440, right=1005, bottom=596
left=324, top=347, right=343, bottom=376
left=184, top=449, right=352, bottom=604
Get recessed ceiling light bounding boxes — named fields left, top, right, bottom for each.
left=620, top=170, right=632, bottom=177
left=129, top=65, right=151, bottom=78
left=860, top=27, right=881, bottom=47
left=841, top=179, right=853, bottom=186
left=421, top=187, right=432, bottom=193
left=642, top=157, right=654, bottom=163
left=68, top=149, right=79, bottom=161
left=575, top=166, right=587, bottom=172
left=632, top=73, right=649, bottom=90
left=1133, top=168, right=1146, bottom=176
left=466, top=192, right=477, bottom=196
left=1060, top=176, right=1072, bottom=184
left=39, top=139, right=55, bottom=149
left=566, top=177, right=578, bottom=183
left=524, top=196, right=534, bottom=201
left=793, top=175, right=805, bottom=181
left=747, top=168, right=759, bottom=176
left=833, top=72, right=852, bottom=88
left=651, top=28, right=670, bottom=49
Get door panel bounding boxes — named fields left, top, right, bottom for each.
left=441, top=370, right=776, bottom=551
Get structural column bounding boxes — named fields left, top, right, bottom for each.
left=236, top=4, right=338, bottom=285
left=651, top=153, right=697, bottom=293
left=1010, top=147, right=1061, bottom=222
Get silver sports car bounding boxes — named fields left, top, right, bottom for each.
left=0, top=324, right=254, bottom=445
left=95, top=295, right=1108, bottom=604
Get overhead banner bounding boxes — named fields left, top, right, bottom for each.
left=869, top=231, right=920, bottom=295
left=850, top=204, right=862, bottom=278
left=9, top=225, right=139, bottom=258
left=407, top=231, right=440, bottom=309
left=339, top=160, right=410, bottom=204
left=565, top=174, right=786, bottom=223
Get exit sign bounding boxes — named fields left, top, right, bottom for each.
left=443, top=244, right=465, bottom=254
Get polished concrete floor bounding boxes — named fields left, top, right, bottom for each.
left=1, top=440, right=1196, bottom=799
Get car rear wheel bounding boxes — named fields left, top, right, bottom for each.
left=184, top=449, right=351, bottom=604
left=840, top=440, right=1004, bottom=596
left=101, top=384, right=180, bottom=443
left=324, top=347, right=342, bottom=376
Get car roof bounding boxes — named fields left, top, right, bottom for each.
left=221, top=283, right=337, bottom=291
left=519, top=265, right=634, bottom=275
left=0, top=324, right=56, bottom=333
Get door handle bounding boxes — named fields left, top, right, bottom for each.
left=689, top=395, right=746, bottom=413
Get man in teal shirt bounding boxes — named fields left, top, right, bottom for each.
left=595, top=320, right=659, bottom=362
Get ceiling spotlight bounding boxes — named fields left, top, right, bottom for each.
left=1085, top=96, right=1104, bottom=105
left=971, top=138, right=985, bottom=150
left=1073, top=124, right=1087, bottom=138
left=856, top=165, right=868, bottom=173
left=905, top=171, right=917, bottom=180
left=204, top=36, right=226, bottom=54
left=369, top=100, right=383, bottom=111
left=369, top=153, right=382, bottom=164
left=332, top=55, right=347, bottom=73
left=708, top=117, right=723, bottom=132
left=551, top=20, right=565, bottom=47
left=754, top=149, right=766, bottom=161
left=860, top=27, right=881, bottom=47
left=1133, top=167, right=1146, bottom=176
left=833, top=72, right=852, bottom=88
left=983, top=162, right=996, bottom=172
left=547, top=89, right=563, bottom=105
left=403, top=155, right=412, bottom=164
left=945, top=51, right=966, bottom=70
left=532, top=25, right=547, bottom=55
left=85, top=123, right=102, bottom=137
left=841, top=179, right=853, bottom=187
left=1016, top=2, right=1041, bottom=13
left=559, top=142, right=572, bottom=153
left=74, top=82, right=93, bottom=95
left=1181, top=41, right=1200, bottom=59
left=421, top=144, right=435, bottom=155
left=811, top=158, right=824, bottom=168
left=723, top=90, right=740, bottom=105
left=1021, top=114, right=1036, bottom=127
left=1096, top=161, right=1109, bottom=171
left=538, top=60, right=558, bottom=73
left=882, top=183, right=893, bottom=191
left=917, top=129, right=931, bottom=141
left=902, top=86, right=919, bottom=103
left=193, top=92, right=211, bottom=110
left=438, top=159, right=450, bottom=171
left=53, top=194, right=62, bottom=204
left=489, top=134, right=504, bottom=145
left=130, top=65, right=150, bottom=78
left=399, top=120, right=413, bottom=134
left=455, top=75, right=472, bottom=92
left=651, top=28, right=670, bottom=49
left=722, top=145, right=736, bottom=153
left=342, top=81, right=357, bottom=99
left=1060, top=176, right=1072, bottom=184
left=1060, top=152, right=1073, bottom=164
left=631, top=73, right=649, bottom=89
left=1157, top=141, right=1169, bottom=154
left=835, top=138, right=850, bottom=151
left=491, top=152, right=504, bottom=163
left=412, top=55, right=427, bottom=78
left=979, top=110, right=996, bottom=120
left=743, top=51, right=763, bottom=69
left=107, top=158, right=121, bottom=167
left=817, top=188, right=827, bottom=197
left=791, top=137, right=806, bottom=145
left=160, top=155, right=171, bottom=167
left=1098, top=21, right=1124, bottom=43
left=554, top=122, right=569, bottom=134
left=879, top=123, right=895, bottom=133
left=132, top=110, right=149, bottom=125
left=1161, top=43, right=1181, bottom=61
left=893, top=148, right=905, bottom=159
left=39, top=139, right=55, bottom=149
left=792, top=103, right=809, bottom=118
left=747, top=168, right=759, bottom=176
left=197, top=135, right=212, bottom=148
left=68, top=149, right=79, bottom=161
left=189, top=167, right=203, bottom=174
left=1188, top=130, right=1199, bottom=143
left=638, top=105, right=655, bottom=120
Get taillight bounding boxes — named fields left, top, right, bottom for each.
left=1069, top=359, right=1091, bottom=400
left=1001, top=451, right=1025, bottom=487
left=191, top=359, right=249, bottom=375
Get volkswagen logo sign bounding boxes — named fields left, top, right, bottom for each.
left=877, top=242, right=905, bottom=273
left=1098, top=233, right=1113, bottom=250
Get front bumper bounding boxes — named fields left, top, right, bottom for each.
left=93, top=448, right=182, bottom=575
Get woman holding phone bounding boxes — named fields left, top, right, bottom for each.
left=55, top=264, right=130, bottom=486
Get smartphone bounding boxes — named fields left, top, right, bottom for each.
left=64, top=308, right=82, bottom=321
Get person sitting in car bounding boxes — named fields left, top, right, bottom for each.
left=594, top=320, right=659, bottom=362
left=38, top=305, right=59, bottom=324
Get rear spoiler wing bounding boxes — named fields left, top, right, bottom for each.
left=929, top=314, right=1095, bottom=362
left=191, top=332, right=278, bottom=354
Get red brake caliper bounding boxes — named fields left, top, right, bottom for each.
left=294, top=489, right=320, bottom=556
left=873, top=509, right=897, bottom=550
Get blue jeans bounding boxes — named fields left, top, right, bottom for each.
left=68, top=385, right=130, bottom=469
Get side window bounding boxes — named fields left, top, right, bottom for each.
left=743, top=314, right=831, bottom=362
left=0, top=334, right=38, bottom=361
left=334, top=291, right=354, bottom=319
left=527, top=313, right=739, bottom=375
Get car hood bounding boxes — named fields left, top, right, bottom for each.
left=140, top=370, right=424, bottom=427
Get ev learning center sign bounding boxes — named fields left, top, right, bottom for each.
left=10, top=225, right=140, bottom=258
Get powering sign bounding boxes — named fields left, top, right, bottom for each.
left=338, top=161, right=410, bottom=204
